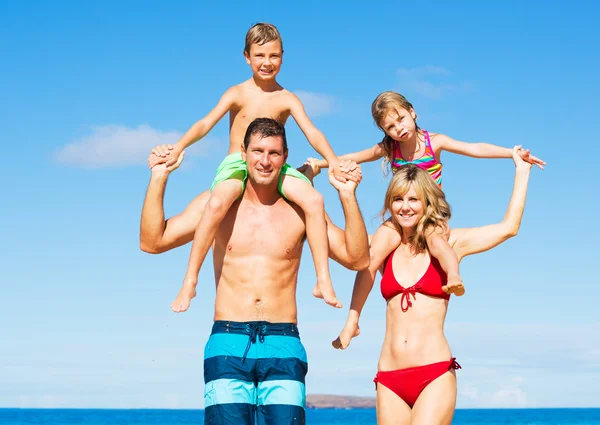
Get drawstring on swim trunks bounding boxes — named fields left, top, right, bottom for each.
left=242, top=323, right=267, bottom=364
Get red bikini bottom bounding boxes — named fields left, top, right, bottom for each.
left=374, top=358, right=461, bottom=408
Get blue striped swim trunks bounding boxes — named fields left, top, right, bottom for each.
left=203, top=321, right=308, bottom=425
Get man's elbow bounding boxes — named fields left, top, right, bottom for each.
left=346, top=250, right=370, bottom=271
left=139, top=239, right=166, bottom=255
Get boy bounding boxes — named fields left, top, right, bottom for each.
left=149, top=23, right=353, bottom=312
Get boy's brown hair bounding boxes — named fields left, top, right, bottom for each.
left=244, top=23, right=283, bottom=54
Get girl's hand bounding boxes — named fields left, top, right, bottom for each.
left=517, top=146, right=545, bottom=169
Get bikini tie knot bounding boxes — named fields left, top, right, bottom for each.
left=400, top=287, right=419, bottom=312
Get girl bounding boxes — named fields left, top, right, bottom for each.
left=315, top=91, right=544, bottom=294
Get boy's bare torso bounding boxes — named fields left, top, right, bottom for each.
left=227, top=80, right=294, bottom=153
left=212, top=193, right=307, bottom=323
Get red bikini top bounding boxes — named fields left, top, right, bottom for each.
left=380, top=249, right=450, bottom=312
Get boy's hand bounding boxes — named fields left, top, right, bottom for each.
left=329, top=159, right=360, bottom=184
left=148, top=144, right=174, bottom=168
left=517, top=146, right=545, bottom=170
left=328, top=164, right=362, bottom=193
left=151, top=151, right=185, bottom=175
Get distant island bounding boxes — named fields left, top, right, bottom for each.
left=306, top=394, right=376, bottom=409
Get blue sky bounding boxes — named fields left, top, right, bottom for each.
left=1, top=0, right=599, bottom=409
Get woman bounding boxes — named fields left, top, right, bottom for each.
left=333, top=146, right=532, bottom=425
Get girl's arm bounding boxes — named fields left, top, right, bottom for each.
left=332, top=223, right=400, bottom=350
left=315, top=143, right=386, bottom=169
left=434, top=134, right=545, bottom=169
left=451, top=146, right=532, bottom=261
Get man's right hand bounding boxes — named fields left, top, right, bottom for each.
left=148, top=144, right=184, bottom=168
left=328, top=161, right=362, bottom=193
left=150, top=149, right=185, bottom=174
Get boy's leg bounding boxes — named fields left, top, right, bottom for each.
left=171, top=153, right=247, bottom=312
left=171, top=179, right=244, bottom=312
left=280, top=169, right=341, bottom=308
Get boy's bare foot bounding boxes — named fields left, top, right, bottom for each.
left=313, top=280, right=342, bottom=308
left=332, top=322, right=360, bottom=350
left=171, top=285, right=197, bottom=312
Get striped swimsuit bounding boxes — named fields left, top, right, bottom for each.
left=392, top=130, right=443, bottom=187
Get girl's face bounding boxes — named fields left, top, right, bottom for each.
left=391, top=184, right=424, bottom=229
left=380, top=107, right=417, bottom=142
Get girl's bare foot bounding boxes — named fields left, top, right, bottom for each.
left=332, top=322, right=360, bottom=350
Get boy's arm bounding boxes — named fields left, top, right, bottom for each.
left=315, top=143, right=386, bottom=169
left=153, top=87, right=238, bottom=167
left=288, top=93, right=354, bottom=181
left=435, top=134, right=545, bottom=169
left=452, top=146, right=532, bottom=261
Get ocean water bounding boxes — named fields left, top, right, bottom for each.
left=1, top=408, right=600, bottom=425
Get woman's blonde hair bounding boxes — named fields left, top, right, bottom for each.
left=371, top=91, right=420, bottom=174
left=380, top=164, right=451, bottom=253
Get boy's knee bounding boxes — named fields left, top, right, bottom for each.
left=305, top=190, right=324, bottom=212
left=206, top=193, right=228, bottom=217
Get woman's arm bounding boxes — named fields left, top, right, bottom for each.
left=452, top=146, right=532, bottom=261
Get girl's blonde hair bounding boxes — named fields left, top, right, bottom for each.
left=380, top=164, right=451, bottom=253
left=371, top=91, right=420, bottom=174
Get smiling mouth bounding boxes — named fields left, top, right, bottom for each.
left=399, top=213, right=415, bottom=218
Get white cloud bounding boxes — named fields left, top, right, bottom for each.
left=54, top=124, right=219, bottom=168
left=294, top=90, right=336, bottom=117
left=396, top=66, right=474, bottom=100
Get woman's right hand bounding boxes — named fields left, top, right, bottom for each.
left=513, top=145, right=534, bottom=170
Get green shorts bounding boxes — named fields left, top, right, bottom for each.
left=210, top=152, right=311, bottom=199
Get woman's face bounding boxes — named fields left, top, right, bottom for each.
left=391, top=183, right=424, bottom=228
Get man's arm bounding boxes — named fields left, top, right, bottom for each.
left=140, top=152, right=205, bottom=254
left=301, top=159, right=369, bottom=269
left=451, top=146, right=532, bottom=261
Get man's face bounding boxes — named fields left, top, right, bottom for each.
left=242, top=133, right=287, bottom=186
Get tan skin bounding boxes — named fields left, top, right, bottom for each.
left=140, top=136, right=370, bottom=319
left=333, top=147, right=532, bottom=425
left=147, top=40, right=358, bottom=311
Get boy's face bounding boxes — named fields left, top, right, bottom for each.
left=244, top=40, right=283, bottom=81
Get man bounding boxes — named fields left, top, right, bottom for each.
left=140, top=118, right=369, bottom=425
